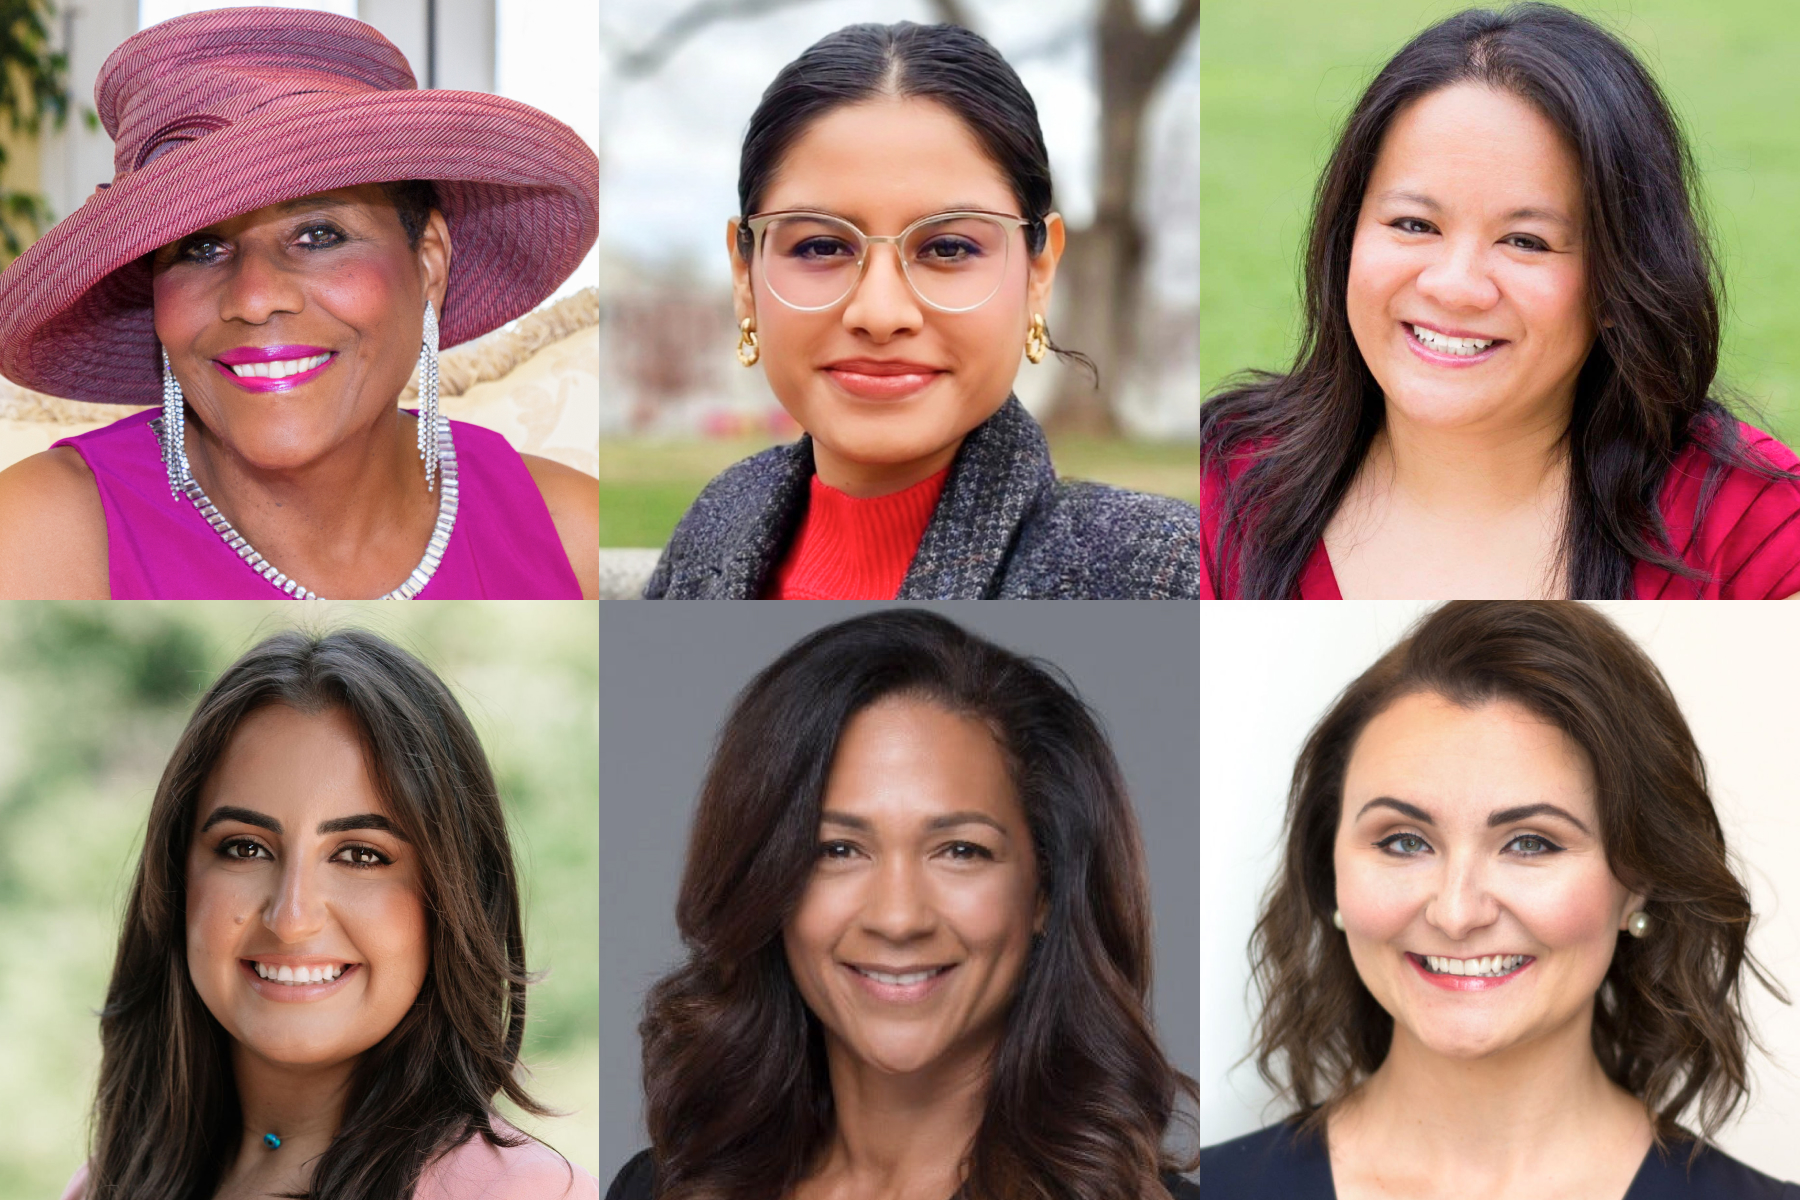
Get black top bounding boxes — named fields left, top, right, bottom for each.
left=606, top=1149, right=1199, bottom=1199
left=1199, top=1121, right=1800, bottom=1199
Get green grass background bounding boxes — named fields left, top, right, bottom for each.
left=0, top=603, right=599, bottom=1197
left=1202, top=0, right=1800, bottom=443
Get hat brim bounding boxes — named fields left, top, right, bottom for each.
left=0, top=89, right=598, bottom=403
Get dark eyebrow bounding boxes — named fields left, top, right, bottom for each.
left=820, top=810, right=1009, bottom=837
left=1355, top=796, right=1591, bottom=836
left=317, top=813, right=405, bottom=838
left=924, top=811, right=1009, bottom=836
left=200, top=806, right=281, bottom=834
left=1376, top=190, right=1570, bottom=228
left=197, top=808, right=405, bottom=839
left=1488, top=803, right=1590, bottom=835
left=1354, top=797, right=1434, bottom=825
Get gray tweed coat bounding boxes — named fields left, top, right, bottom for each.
left=644, top=397, right=1199, bottom=598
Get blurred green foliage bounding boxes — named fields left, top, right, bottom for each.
left=1202, top=0, right=1800, bottom=445
left=0, top=602, right=599, bottom=1195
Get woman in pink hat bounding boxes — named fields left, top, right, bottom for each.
left=0, top=7, right=599, bottom=599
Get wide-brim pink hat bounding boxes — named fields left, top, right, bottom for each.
left=0, top=6, right=599, bottom=404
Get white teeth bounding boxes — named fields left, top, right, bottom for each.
left=253, top=962, right=345, bottom=984
left=228, top=353, right=330, bottom=379
left=1411, top=324, right=1495, bottom=356
left=857, top=967, right=943, bottom=986
left=1423, top=954, right=1527, bottom=977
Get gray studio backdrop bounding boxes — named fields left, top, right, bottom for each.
left=596, top=601, right=1200, bottom=1175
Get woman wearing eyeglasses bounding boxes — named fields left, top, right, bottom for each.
left=643, top=21, right=1199, bottom=600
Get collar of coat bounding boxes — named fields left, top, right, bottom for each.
left=687, top=395, right=1052, bottom=599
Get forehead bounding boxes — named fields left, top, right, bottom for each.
left=196, top=703, right=386, bottom=821
left=1364, top=82, right=1582, bottom=221
left=1342, top=691, right=1596, bottom=827
left=756, top=96, right=1016, bottom=223
left=822, top=696, right=1022, bottom=826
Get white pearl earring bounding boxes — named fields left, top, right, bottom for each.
left=1626, top=911, right=1650, bottom=939
left=1332, top=909, right=1345, bottom=931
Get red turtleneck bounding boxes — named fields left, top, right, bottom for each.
left=767, top=467, right=949, bottom=599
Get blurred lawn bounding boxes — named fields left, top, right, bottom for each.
left=0, top=603, right=598, bottom=1196
left=597, top=436, right=1202, bottom=547
left=1201, top=0, right=1800, bottom=444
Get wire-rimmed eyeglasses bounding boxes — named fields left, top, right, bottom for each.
left=739, top=209, right=1034, bottom=314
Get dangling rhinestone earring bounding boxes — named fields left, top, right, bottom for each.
left=417, top=300, right=440, bottom=491
left=160, top=347, right=190, bottom=498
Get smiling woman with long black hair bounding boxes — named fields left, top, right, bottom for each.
left=606, top=610, right=1197, bottom=1199
left=63, top=629, right=595, bottom=1200
left=1200, top=3, right=1800, bottom=599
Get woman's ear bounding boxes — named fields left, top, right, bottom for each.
left=1025, top=212, right=1065, bottom=319
left=727, top=217, right=756, bottom=326
left=418, top=209, right=453, bottom=316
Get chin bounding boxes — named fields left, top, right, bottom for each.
left=1378, top=382, right=1519, bottom=431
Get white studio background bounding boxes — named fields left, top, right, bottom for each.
left=1200, top=601, right=1800, bottom=1180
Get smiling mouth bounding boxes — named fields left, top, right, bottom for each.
left=248, top=960, right=354, bottom=985
left=222, top=352, right=333, bottom=379
left=851, top=965, right=953, bottom=986
left=1406, top=323, right=1503, bottom=357
left=1412, top=952, right=1534, bottom=979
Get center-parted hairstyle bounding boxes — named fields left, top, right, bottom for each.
left=1201, top=3, right=1790, bottom=599
left=734, top=22, right=1092, bottom=376
left=641, top=609, right=1195, bottom=1199
left=1251, top=601, right=1786, bottom=1148
left=88, top=629, right=552, bottom=1200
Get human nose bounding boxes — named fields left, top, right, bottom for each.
left=1423, top=851, right=1499, bottom=941
left=216, top=243, right=305, bottom=326
left=858, top=854, right=937, bottom=943
left=841, top=239, right=924, bottom=341
left=263, top=855, right=329, bottom=945
left=1414, top=236, right=1501, bottom=312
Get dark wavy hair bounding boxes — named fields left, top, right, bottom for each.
left=1201, top=4, right=1789, bottom=598
left=641, top=609, right=1194, bottom=1199
left=1250, top=601, right=1786, bottom=1150
left=84, top=629, right=556, bottom=1200
left=734, top=21, right=1093, bottom=379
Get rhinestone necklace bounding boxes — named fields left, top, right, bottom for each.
left=153, top=414, right=460, bottom=599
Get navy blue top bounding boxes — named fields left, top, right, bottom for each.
left=606, top=1149, right=1199, bottom=1199
left=1200, top=1121, right=1800, bottom=1199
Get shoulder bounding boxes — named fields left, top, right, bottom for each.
left=1199, top=1122, right=1334, bottom=1200
left=603, top=1149, right=655, bottom=1200
left=0, top=444, right=109, bottom=597
left=646, top=441, right=807, bottom=598
left=521, top=453, right=599, bottom=598
left=1639, top=1139, right=1800, bottom=1198
left=1655, top=420, right=1800, bottom=598
left=416, top=1124, right=599, bottom=1200
left=677, top=442, right=803, bottom=520
left=1007, top=480, right=1199, bottom=598
left=1160, top=1170, right=1200, bottom=1199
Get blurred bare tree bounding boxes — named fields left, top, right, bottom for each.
left=612, top=0, right=1197, bottom=436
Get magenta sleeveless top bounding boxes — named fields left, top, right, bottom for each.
left=55, top=409, right=581, bottom=599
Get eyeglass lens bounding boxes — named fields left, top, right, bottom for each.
left=759, top=214, right=1012, bottom=311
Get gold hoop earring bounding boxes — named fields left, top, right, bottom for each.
left=1025, top=312, right=1048, bottom=364
left=736, top=317, right=759, bottom=368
